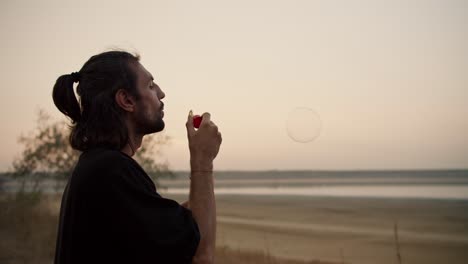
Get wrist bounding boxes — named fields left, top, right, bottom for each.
left=190, top=158, right=213, bottom=172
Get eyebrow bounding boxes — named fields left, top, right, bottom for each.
left=147, top=75, right=154, bottom=85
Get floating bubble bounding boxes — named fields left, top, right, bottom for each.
left=286, top=107, right=322, bottom=143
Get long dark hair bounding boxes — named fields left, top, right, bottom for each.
left=52, top=50, right=141, bottom=152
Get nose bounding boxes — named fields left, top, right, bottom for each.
left=157, top=86, right=165, bottom=100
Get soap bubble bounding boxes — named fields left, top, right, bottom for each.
left=286, top=107, right=322, bottom=143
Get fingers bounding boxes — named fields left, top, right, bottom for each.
left=200, top=112, right=211, bottom=126
left=187, top=111, right=219, bottom=135
left=186, top=110, right=195, bottom=136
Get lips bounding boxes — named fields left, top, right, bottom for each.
left=160, top=102, right=165, bottom=117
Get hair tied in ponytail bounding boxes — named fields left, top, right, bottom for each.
left=70, top=72, right=81, bottom=83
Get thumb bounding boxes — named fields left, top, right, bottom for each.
left=186, top=110, right=195, bottom=136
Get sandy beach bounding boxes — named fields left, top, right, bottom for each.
left=2, top=188, right=467, bottom=264
left=164, top=193, right=468, bottom=264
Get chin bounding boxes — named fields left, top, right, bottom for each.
left=157, top=121, right=165, bottom=132
left=152, top=119, right=165, bottom=133
left=137, top=115, right=165, bottom=135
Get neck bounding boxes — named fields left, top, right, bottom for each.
left=121, top=128, right=143, bottom=157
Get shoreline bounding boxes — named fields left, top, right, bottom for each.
left=159, top=184, right=468, bottom=200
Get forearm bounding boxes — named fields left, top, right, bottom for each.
left=185, top=111, right=221, bottom=263
left=189, top=166, right=216, bottom=263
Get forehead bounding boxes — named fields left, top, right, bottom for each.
left=132, top=61, right=153, bottom=84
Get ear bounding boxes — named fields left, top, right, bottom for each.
left=115, top=89, right=136, bottom=112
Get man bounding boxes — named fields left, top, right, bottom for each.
left=52, top=51, right=222, bottom=264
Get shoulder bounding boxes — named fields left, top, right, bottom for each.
left=74, top=148, right=154, bottom=187
left=72, top=148, right=136, bottom=182
left=82, top=148, right=138, bottom=168
left=83, top=148, right=129, bottom=164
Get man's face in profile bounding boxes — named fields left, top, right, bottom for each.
left=131, top=61, right=166, bottom=135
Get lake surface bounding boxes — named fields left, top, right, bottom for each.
left=162, top=184, right=468, bottom=199
left=160, top=170, right=468, bottom=200
left=3, top=169, right=468, bottom=200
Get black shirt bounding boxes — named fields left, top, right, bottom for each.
left=54, top=148, right=200, bottom=264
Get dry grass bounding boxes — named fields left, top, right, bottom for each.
left=0, top=192, right=58, bottom=264
left=0, top=193, right=334, bottom=264
left=394, top=220, right=402, bottom=264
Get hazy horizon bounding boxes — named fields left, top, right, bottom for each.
left=1, top=0, right=467, bottom=171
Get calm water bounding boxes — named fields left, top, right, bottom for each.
left=160, top=170, right=468, bottom=200
left=162, top=185, right=468, bottom=200
left=3, top=170, right=468, bottom=200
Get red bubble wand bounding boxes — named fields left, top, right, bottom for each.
left=190, top=110, right=203, bottom=129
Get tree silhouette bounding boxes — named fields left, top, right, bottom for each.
left=12, top=109, right=172, bottom=192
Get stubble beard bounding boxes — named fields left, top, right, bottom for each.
left=135, top=110, right=165, bottom=135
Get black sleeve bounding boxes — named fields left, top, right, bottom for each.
left=85, top=160, right=200, bottom=264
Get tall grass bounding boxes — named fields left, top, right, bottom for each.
left=0, top=192, right=58, bottom=264
left=394, top=220, right=402, bottom=264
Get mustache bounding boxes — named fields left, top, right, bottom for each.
left=160, top=102, right=164, bottom=110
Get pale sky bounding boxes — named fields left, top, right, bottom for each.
left=0, top=0, right=467, bottom=171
